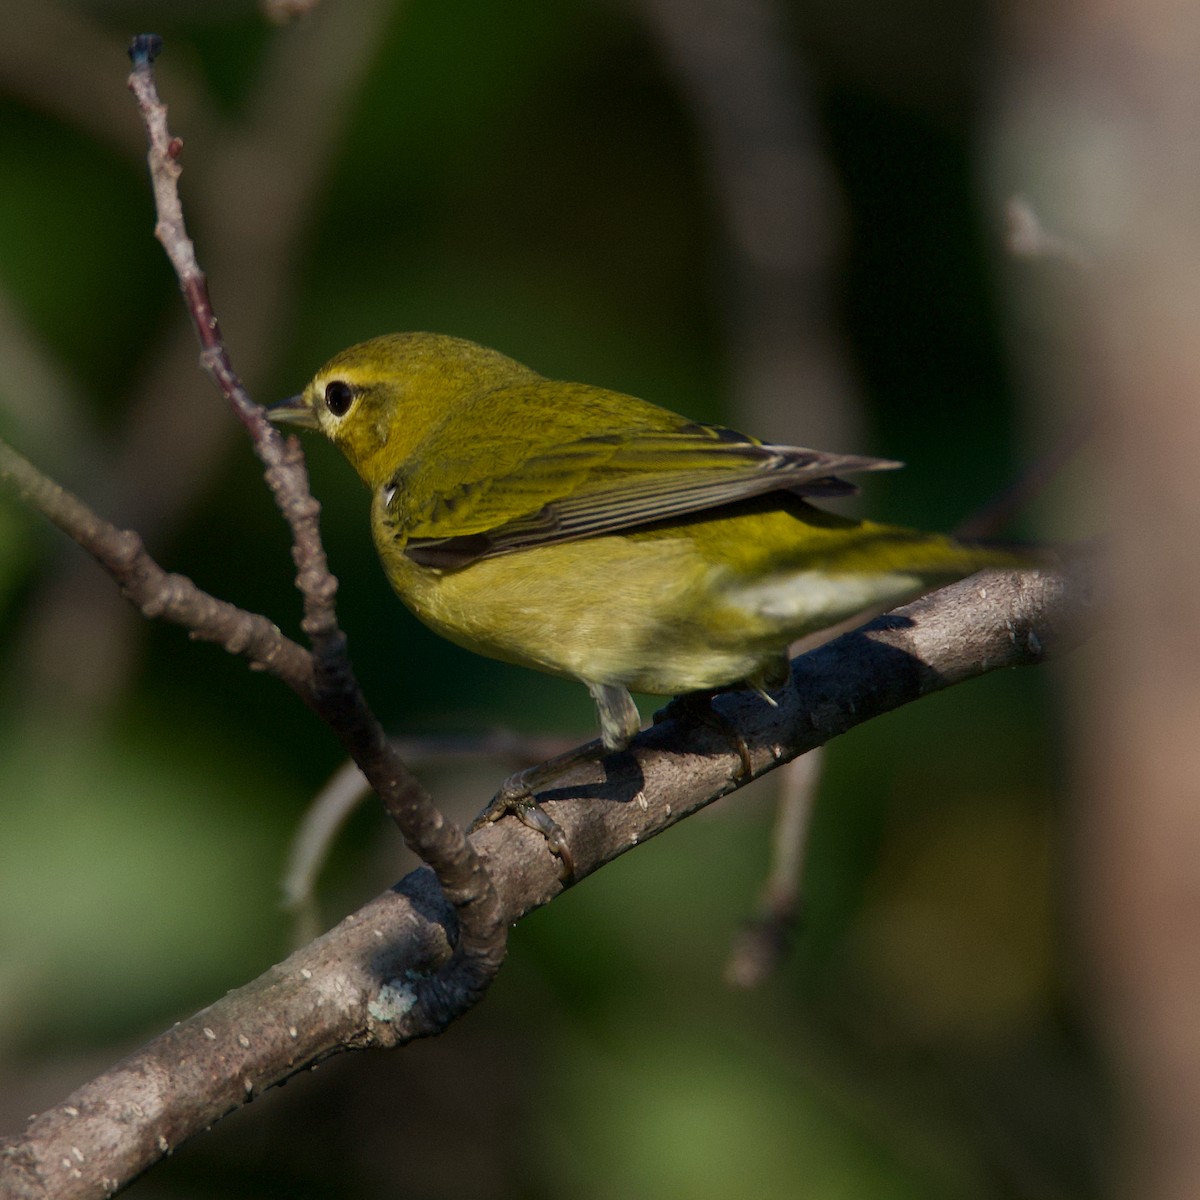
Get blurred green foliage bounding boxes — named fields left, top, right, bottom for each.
left=0, top=1, right=1097, bottom=1197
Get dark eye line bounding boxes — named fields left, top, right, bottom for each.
left=324, top=379, right=354, bottom=417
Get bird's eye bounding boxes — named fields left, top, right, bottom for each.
left=324, top=380, right=354, bottom=417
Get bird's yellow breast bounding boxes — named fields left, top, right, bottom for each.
left=371, top=506, right=950, bottom=696
left=376, top=528, right=743, bottom=693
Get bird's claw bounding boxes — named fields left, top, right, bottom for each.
left=472, top=772, right=576, bottom=881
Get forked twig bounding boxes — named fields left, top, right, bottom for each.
left=125, top=32, right=505, bottom=1027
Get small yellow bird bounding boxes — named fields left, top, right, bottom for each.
left=272, top=333, right=1008, bottom=852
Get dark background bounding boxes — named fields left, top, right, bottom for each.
left=0, top=1, right=1095, bottom=1196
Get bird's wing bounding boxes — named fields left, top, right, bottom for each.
left=389, top=423, right=901, bottom=570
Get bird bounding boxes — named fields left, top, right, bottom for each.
left=271, top=332, right=1012, bottom=868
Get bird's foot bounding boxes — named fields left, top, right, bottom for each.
left=653, top=690, right=754, bottom=781
left=472, top=765, right=577, bottom=881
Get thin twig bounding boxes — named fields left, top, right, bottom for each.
left=125, top=34, right=505, bottom=1029
left=282, top=731, right=578, bottom=943
left=724, top=748, right=823, bottom=988
left=0, top=436, right=315, bottom=701
left=16, top=0, right=392, bottom=720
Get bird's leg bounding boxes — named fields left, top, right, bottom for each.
left=589, top=682, right=642, bottom=753
left=472, top=683, right=642, bottom=881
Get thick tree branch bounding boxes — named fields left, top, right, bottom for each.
left=0, top=563, right=1088, bottom=1199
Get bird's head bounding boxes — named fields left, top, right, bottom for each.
left=270, top=332, right=539, bottom=488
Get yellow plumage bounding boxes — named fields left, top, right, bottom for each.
left=272, top=332, right=1010, bottom=751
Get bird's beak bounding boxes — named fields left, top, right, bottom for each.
left=268, top=395, right=320, bottom=429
